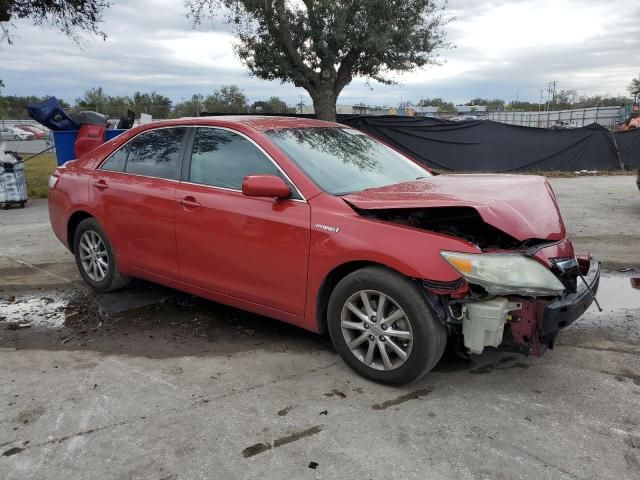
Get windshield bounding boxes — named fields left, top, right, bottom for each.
left=265, top=127, right=430, bottom=195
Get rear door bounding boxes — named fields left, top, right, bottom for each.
left=174, top=126, right=310, bottom=316
left=90, top=127, right=188, bottom=279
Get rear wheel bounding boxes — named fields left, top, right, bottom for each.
left=327, top=266, right=447, bottom=385
left=73, top=218, right=130, bottom=292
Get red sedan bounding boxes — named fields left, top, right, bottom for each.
left=48, top=116, right=600, bottom=385
left=15, top=124, right=48, bottom=140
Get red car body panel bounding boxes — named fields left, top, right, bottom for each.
left=342, top=175, right=566, bottom=242
left=174, top=182, right=310, bottom=316
left=48, top=116, right=575, bottom=335
left=88, top=170, right=179, bottom=279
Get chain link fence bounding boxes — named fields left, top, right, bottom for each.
left=487, top=106, right=621, bottom=129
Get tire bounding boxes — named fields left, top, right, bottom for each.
left=327, top=266, right=447, bottom=385
left=73, top=218, right=130, bottom=292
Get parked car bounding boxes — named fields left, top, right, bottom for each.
left=48, top=117, right=600, bottom=385
left=15, top=124, right=48, bottom=139
left=0, top=127, right=35, bottom=141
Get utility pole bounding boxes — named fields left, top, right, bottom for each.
left=297, top=95, right=305, bottom=114
left=538, top=89, right=544, bottom=112
left=544, top=81, right=559, bottom=112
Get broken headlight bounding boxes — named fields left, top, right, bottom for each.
left=440, top=251, right=565, bottom=296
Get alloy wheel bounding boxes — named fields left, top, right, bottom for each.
left=340, top=290, right=414, bottom=371
left=79, top=230, right=109, bottom=282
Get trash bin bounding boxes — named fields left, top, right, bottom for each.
left=26, top=97, right=79, bottom=131
left=0, top=150, right=28, bottom=209
left=53, top=129, right=126, bottom=165
left=75, top=124, right=106, bottom=158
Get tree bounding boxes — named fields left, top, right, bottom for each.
left=75, top=87, right=109, bottom=113
left=418, top=97, right=449, bottom=107
left=186, top=0, right=449, bottom=121
left=203, top=85, right=248, bottom=113
left=628, top=73, right=640, bottom=94
left=73, top=88, right=173, bottom=119
left=252, top=96, right=288, bottom=113
left=130, top=91, right=172, bottom=118
left=1, top=0, right=110, bottom=43
left=552, top=89, right=577, bottom=110
left=465, top=98, right=505, bottom=111
left=173, top=94, right=204, bottom=117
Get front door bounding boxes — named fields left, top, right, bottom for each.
left=175, top=127, right=310, bottom=316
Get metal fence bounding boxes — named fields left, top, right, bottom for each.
left=487, top=106, right=620, bottom=129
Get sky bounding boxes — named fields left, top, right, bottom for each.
left=1, top=0, right=639, bottom=108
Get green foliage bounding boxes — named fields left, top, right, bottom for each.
left=437, top=103, right=455, bottom=113
left=203, top=85, right=248, bottom=113
left=186, top=0, right=450, bottom=120
left=74, top=87, right=172, bottom=118
left=251, top=96, right=288, bottom=113
left=173, top=94, right=204, bottom=117
left=465, top=98, right=505, bottom=111
left=1, top=0, right=110, bottom=43
left=418, top=97, right=447, bottom=107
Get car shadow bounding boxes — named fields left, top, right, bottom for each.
left=0, top=280, right=332, bottom=359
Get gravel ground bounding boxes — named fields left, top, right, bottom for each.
left=0, top=176, right=639, bottom=480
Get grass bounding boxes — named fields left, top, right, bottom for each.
left=20, top=152, right=57, bottom=199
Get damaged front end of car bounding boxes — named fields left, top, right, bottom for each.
left=352, top=203, right=600, bottom=358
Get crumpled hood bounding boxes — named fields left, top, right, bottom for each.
left=342, top=174, right=566, bottom=242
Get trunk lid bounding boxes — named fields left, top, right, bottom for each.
left=342, top=174, right=566, bottom=242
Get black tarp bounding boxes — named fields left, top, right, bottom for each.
left=202, top=112, right=639, bottom=171
left=614, top=128, right=640, bottom=169
left=339, top=116, right=625, bottom=172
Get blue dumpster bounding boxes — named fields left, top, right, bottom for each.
left=53, top=129, right=126, bottom=166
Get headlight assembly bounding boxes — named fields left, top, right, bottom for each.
left=440, top=251, right=565, bottom=296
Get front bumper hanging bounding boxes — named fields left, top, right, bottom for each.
left=506, top=255, right=600, bottom=356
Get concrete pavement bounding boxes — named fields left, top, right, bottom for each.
left=0, top=176, right=639, bottom=480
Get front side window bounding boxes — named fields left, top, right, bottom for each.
left=124, top=128, right=186, bottom=180
left=189, top=128, right=282, bottom=190
left=265, top=127, right=430, bottom=195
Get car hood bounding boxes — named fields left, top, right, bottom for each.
left=342, top=174, right=566, bottom=242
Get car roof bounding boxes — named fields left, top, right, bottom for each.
left=138, top=115, right=340, bottom=132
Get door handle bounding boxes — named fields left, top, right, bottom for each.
left=178, top=197, right=201, bottom=209
left=92, top=180, right=108, bottom=190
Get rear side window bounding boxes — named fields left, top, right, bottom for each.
left=100, top=144, right=129, bottom=172
left=124, top=128, right=186, bottom=180
left=189, top=128, right=281, bottom=190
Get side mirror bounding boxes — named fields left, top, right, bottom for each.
left=242, top=175, right=291, bottom=199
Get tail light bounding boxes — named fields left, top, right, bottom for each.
left=49, top=160, right=76, bottom=190
left=48, top=172, right=60, bottom=189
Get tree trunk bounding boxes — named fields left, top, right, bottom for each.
left=311, top=86, right=337, bottom=122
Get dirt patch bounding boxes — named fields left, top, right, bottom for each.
left=0, top=282, right=330, bottom=360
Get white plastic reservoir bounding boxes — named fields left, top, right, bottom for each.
left=463, top=298, right=521, bottom=354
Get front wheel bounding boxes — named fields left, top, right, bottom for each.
left=327, top=266, right=447, bottom=385
left=73, top=218, right=130, bottom=292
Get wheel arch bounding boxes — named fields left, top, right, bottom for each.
left=67, top=210, right=94, bottom=253
left=315, top=260, right=400, bottom=334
